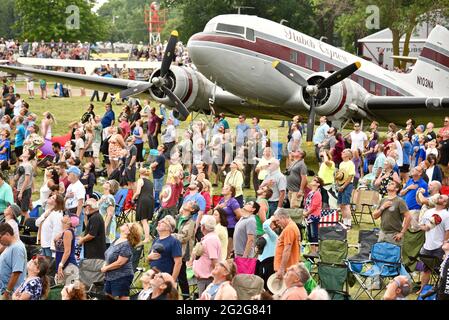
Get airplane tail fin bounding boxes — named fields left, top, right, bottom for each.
left=407, top=25, right=449, bottom=96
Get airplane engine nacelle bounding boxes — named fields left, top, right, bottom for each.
left=148, top=66, right=200, bottom=119
left=300, top=72, right=368, bottom=120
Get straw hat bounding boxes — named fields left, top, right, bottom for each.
left=335, top=170, right=348, bottom=185
left=267, top=273, right=286, bottom=295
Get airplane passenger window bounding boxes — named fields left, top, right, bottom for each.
left=369, top=81, right=376, bottom=93
left=319, top=61, right=326, bottom=72
left=305, top=55, right=313, bottom=69
left=381, top=87, right=387, bottom=96
left=246, top=28, right=255, bottom=41
left=290, top=51, right=298, bottom=64
left=357, top=77, right=364, bottom=87
left=216, top=23, right=245, bottom=35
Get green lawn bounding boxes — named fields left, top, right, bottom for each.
left=16, top=87, right=420, bottom=300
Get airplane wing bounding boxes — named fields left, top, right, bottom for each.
left=17, top=57, right=161, bottom=77
left=0, top=65, right=147, bottom=94
left=366, top=96, right=449, bottom=110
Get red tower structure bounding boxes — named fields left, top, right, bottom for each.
left=144, top=2, right=168, bottom=45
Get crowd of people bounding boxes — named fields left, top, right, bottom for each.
left=0, top=38, right=91, bottom=63
left=0, top=80, right=448, bottom=301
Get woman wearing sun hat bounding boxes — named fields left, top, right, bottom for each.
left=224, top=159, right=245, bottom=207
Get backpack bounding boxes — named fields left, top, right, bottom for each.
left=232, top=274, right=265, bottom=300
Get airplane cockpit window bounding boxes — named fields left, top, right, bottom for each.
left=216, top=23, right=245, bottom=36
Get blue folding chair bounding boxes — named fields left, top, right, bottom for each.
left=114, top=188, right=130, bottom=225
left=347, top=242, right=406, bottom=300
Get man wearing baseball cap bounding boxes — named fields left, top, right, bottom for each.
left=64, top=166, right=85, bottom=236
left=78, top=198, right=106, bottom=260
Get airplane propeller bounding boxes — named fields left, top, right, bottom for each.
left=119, top=30, right=190, bottom=121
left=273, top=60, right=361, bottom=142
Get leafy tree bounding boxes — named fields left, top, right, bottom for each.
left=0, top=0, right=19, bottom=39
left=14, top=0, right=107, bottom=42
left=336, top=0, right=449, bottom=68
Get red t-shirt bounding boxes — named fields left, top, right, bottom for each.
left=161, top=182, right=184, bottom=208
left=119, top=121, right=130, bottom=140
left=148, top=115, right=162, bottom=135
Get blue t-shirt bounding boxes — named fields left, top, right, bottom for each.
left=153, top=155, right=165, bottom=179
left=104, top=240, right=134, bottom=281
left=402, top=141, right=412, bottom=165
left=149, top=236, right=182, bottom=274
left=133, top=127, right=143, bottom=144
left=402, top=178, right=428, bottom=210
left=15, top=125, right=26, bottom=147
left=101, top=110, right=115, bottom=129
left=415, top=146, right=426, bottom=167
left=0, top=240, right=27, bottom=293
left=236, top=123, right=250, bottom=145
left=0, top=139, right=10, bottom=161
left=183, top=192, right=206, bottom=220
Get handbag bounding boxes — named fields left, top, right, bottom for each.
left=234, top=256, right=257, bottom=275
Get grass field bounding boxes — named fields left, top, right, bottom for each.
left=14, top=86, right=420, bottom=300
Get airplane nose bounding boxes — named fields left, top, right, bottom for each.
left=187, top=34, right=210, bottom=67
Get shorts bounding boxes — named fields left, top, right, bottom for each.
left=420, top=247, right=445, bottom=271
left=307, top=219, right=319, bottom=243
left=439, top=164, right=449, bottom=178
left=92, top=142, right=101, bottom=158
left=288, top=191, right=301, bottom=208
left=104, top=275, right=134, bottom=297
left=227, top=227, right=235, bottom=238
left=337, top=183, right=353, bottom=205
left=17, top=188, right=32, bottom=212
left=399, top=164, right=410, bottom=173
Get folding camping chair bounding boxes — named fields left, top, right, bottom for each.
left=347, top=242, right=404, bottom=300
left=114, top=188, right=135, bottom=225
left=348, top=229, right=379, bottom=262
left=350, top=189, right=379, bottom=225
left=315, top=225, right=350, bottom=300
left=418, top=253, right=442, bottom=286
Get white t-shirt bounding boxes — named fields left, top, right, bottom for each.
left=75, top=138, right=85, bottom=158
left=65, top=180, right=86, bottom=210
left=35, top=210, right=63, bottom=249
left=426, top=166, right=435, bottom=182
left=350, top=131, right=367, bottom=152
left=420, top=208, right=449, bottom=251
left=162, top=125, right=176, bottom=143
left=7, top=219, right=19, bottom=240
left=288, top=130, right=302, bottom=152
left=426, top=148, right=438, bottom=159
left=394, top=140, right=403, bottom=167
left=13, top=100, right=23, bottom=117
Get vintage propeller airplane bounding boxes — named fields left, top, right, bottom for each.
left=1, top=14, right=449, bottom=142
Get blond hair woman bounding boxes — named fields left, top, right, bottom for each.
left=101, top=222, right=143, bottom=300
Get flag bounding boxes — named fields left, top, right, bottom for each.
left=319, top=209, right=339, bottom=228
